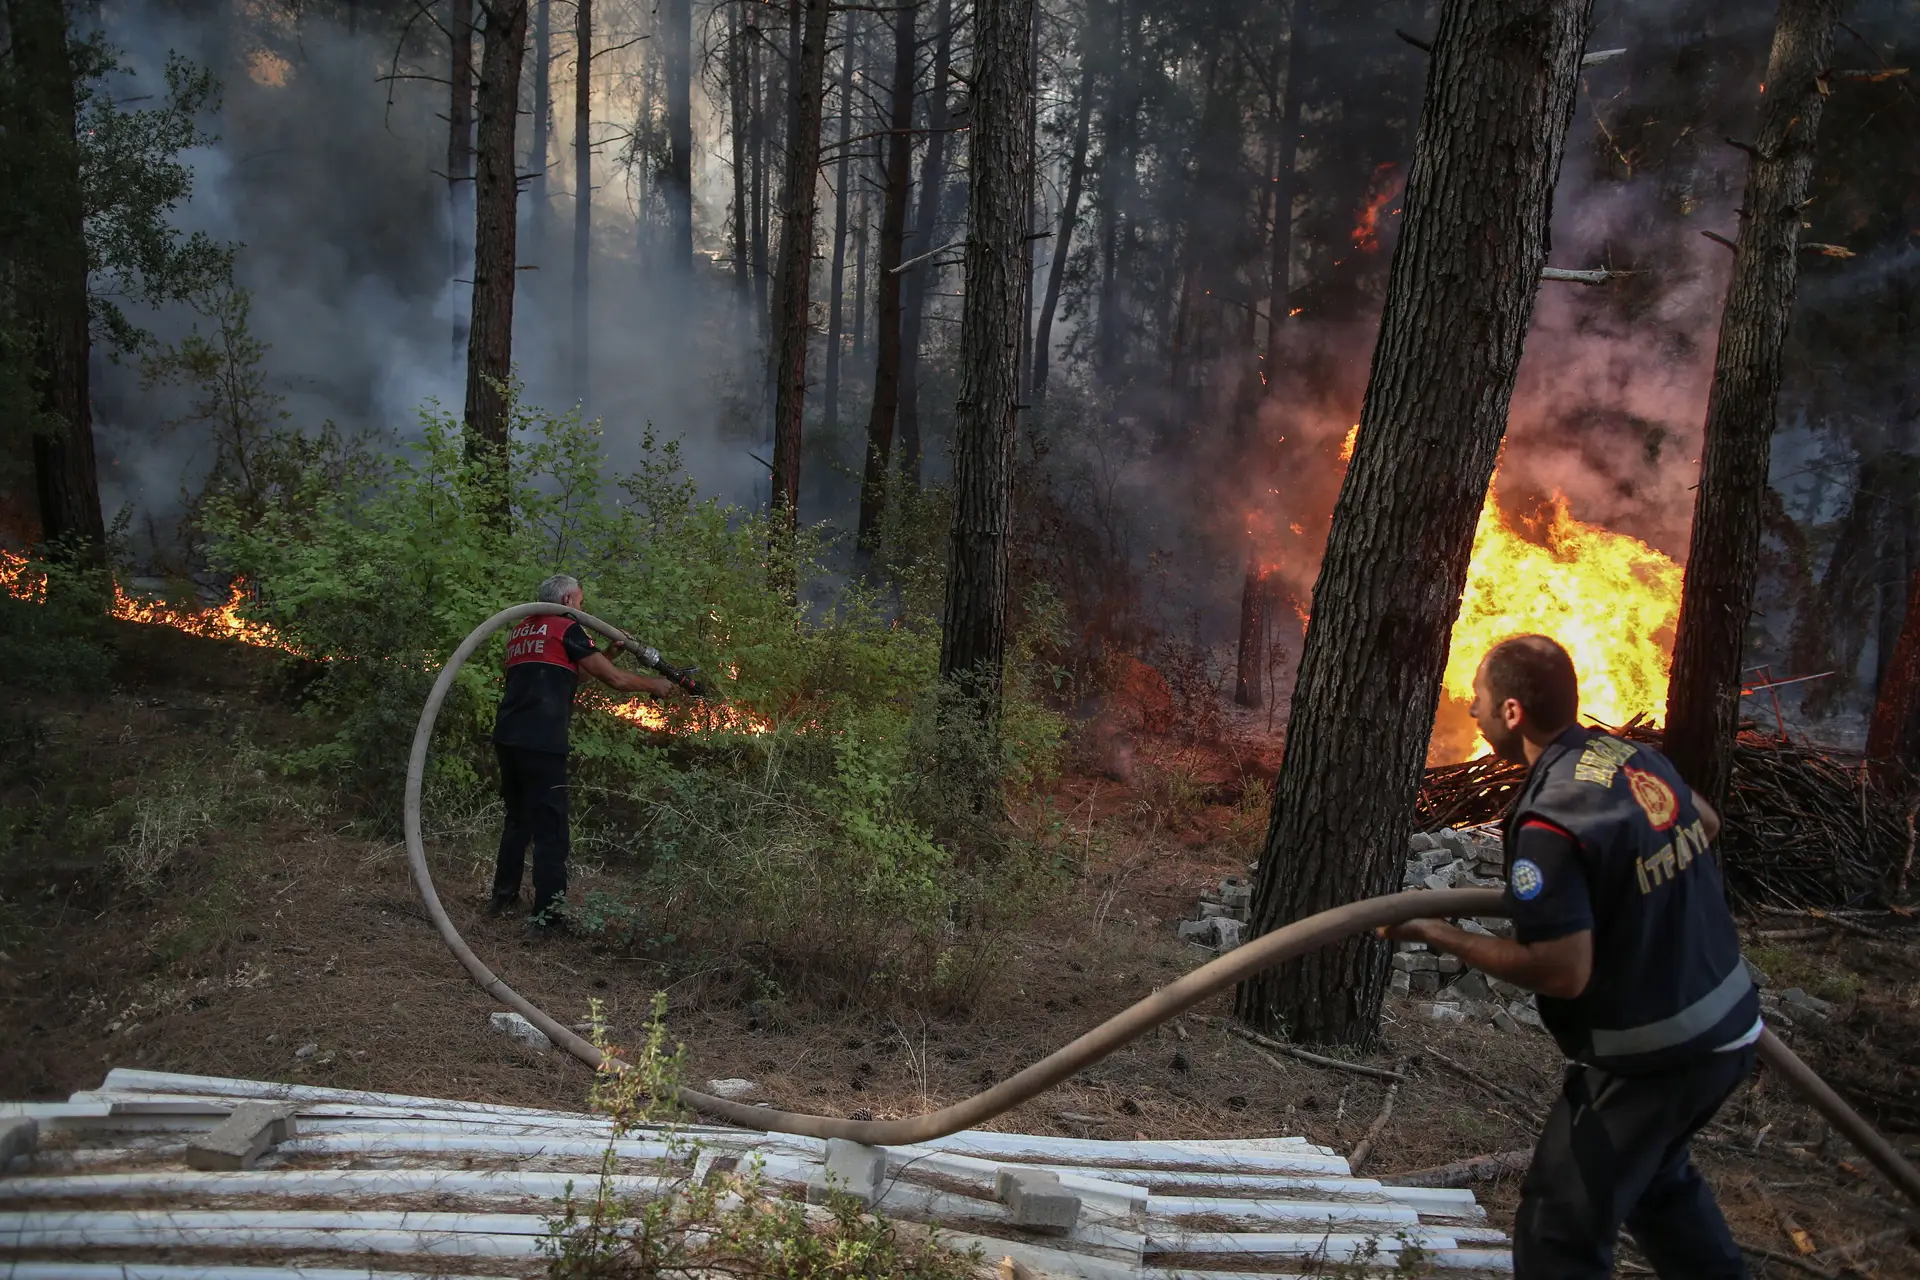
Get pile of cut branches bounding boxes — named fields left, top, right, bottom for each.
left=1415, top=727, right=1918, bottom=910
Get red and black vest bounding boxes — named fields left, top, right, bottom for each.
left=493, top=614, right=593, bottom=754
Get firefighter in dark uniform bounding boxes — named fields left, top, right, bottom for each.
left=1386, top=634, right=1761, bottom=1279
left=490, top=574, right=683, bottom=933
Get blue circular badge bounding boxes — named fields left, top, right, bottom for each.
left=1510, top=858, right=1545, bottom=901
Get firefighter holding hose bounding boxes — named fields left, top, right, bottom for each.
left=489, top=574, right=689, bottom=934
left=1385, top=635, right=1760, bottom=1279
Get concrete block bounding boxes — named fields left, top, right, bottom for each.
left=1435, top=955, right=1463, bottom=976
left=1743, top=956, right=1770, bottom=989
left=1, top=1119, right=38, bottom=1166
left=1389, top=970, right=1411, bottom=996
left=1491, top=1009, right=1520, bottom=1035
left=1418, top=1002, right=1466, bottom=1024
left=1218, top=877, right=1252, bottom=907
left=1780, top=988, right=1834, bottom=1020
left=186, top=1102, right=299, bottom=1172
left=1410, top=971, right=1440, bottom=994
left=1422, top=873, right=1454, bottom=893
left=1408, top=832, right=1439, bottom=851
left=1458, top=919, right=1495, bottom=937
left=705, top=1078, right=760, bottom=1099
left=1488, top=977, right=1528, bottom=1002
left=807, top=1138, right=887, bottom=1206
left=996, top=1167, right=1082, bottom=1235
left=1198, top=900, right=1232, bottom=920
left=490, top=1011, right=553, bottom=1052
left=1176, top=918, right=1214, bottom=940
left=1507, top=1001, right=1544, bottom=1030
left=1390, top=952, right=1413, bottom=973
left=1210, top=917, right=1244, bottom=951
left=1404, top=953, right=1439, bottom=972
left=1449, top=970, right=1492, bottom=1002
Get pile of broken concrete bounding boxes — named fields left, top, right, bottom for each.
left=1177, top=825, right=1548, bottom=1036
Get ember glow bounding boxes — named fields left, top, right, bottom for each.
left=1441, top=490, right=1683, bottom=759
left=1339, top=423, right=1359, bottom=462
left=602, top=696, right=774, bottom=736
left=1351, top=164, right=1406, bottom=252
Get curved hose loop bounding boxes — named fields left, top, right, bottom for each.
left=407, top=605, right=1920, bottom=1205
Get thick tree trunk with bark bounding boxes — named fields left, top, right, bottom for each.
left=897, top=0, right=956, bottom=489
left=855, top=1, right=918, bottom=558
left=1235, top=2, right=1306, bottom=708
left=571, top=0, right=592, bottom=407
left=824, top=15, right=859, bottom=428
left=853, top=179, right=870, bottom=364
left=11, top=0, right=103, bottom=555
left=767, top=0, right=833, bottom=525
left=1663, top=0, right=1841, bottom=804
left=750, top=27, right=769, bottom=333
left=1869, top=565, right=1920, bottom=781
left=449, top=0, right=475, bottom=367
left=530, top=0, right=550, bottom=245
left=463, top=0, right=530, bottom=460
left=1032, top=19, right=1095, bottom=403
left=940, top=0, right=1034, bottom=709
left=665, top=0, right=693, bottom=273
left=1092, top=0, right=1131, bottom=379
left=1234, top=0, right=1594, bottom=1047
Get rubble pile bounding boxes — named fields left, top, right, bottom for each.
left=1177, top=824, right=1547, bottom=1036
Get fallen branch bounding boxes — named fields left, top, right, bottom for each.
left=1739, top=1241, right=1836, bottom=1278
left=1385, top=1148, right=1531, bottom=1188
left=1347, top=1064, right=1406, bottom=1175
left=1222, top=1022, right=1407, bottom=1082
left=1801, top=242, right=1856, bottom=258
left=1421, top=1044, right=1543, bottom=1123
left=1760, top=906, right=1887, bottom=940
left=888, top=238, right=964, bottom=275
left=1702, top=229, right=1739, bottom=253
left=1581, top=47, right=1627, bottom=68
left=1541, top=265, right=1628, bottom=285
left=1752, top=927, right=1832, bottom=942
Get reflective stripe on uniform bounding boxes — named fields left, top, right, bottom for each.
left=1588, top=964, right=1754, bottom=1059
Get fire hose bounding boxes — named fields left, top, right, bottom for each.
left=405, top=602, right=1920, bottom=1207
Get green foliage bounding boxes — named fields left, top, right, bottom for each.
left=0, top=550, right=116, bottom=693
left=203, top=388, right=1065, bottom=1004
left=544, top=996, right=985, bottom=1280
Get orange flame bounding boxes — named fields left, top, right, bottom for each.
left=5, top=549, right=769, bottom=738
left=1440, top=490, right=1682, bottom=760
left=1352, top=164, right=1406, bottom=252
left=1339, top=424, right=1359, bottom=462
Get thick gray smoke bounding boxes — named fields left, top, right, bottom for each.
left=89, top=0, right=760, bottom=555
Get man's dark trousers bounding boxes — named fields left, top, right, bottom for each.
left=1513, top=1046, right=1755, bottom=1278
left=493, top=744, right=570, bottom=919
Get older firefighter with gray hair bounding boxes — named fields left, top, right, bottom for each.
left=490, top=574, right=683, bottom=934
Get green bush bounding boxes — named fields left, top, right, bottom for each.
left=204, top=388, right=1067, bottom=1006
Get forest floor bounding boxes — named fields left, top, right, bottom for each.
left=3, top=623, right=1919, bottom=1276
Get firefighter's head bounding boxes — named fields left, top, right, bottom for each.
left=1472, top=634, right=1579, bottom=764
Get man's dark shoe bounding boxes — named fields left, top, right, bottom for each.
left=487, top=893, right=520, bottom=917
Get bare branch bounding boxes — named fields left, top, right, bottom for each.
left=1702, top=229, right=1739, bottom=254
left=1580, top=47, right=1626, bottom=68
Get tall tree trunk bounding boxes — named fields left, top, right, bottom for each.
left=729, top=3, right=751, bottom=294
left=1032, top=19, right=1095, bottom=403
left=1092, top=0, right=1132, bottom=380
left=530, top=0, right=550, bottom=248
left=852, top=169, right=870, bottom=364
left=939, top=0, right=1034, bottom=714
left=750, top=25, right=769, bottom=335
left=896, top=0, right=955, bottom=490
left=1663, top=0, right=1841, bottom=804
left=449, top=0, right=475, bottom=368
left=571, top=0, right=592, bottom=408
left=1868, top=565, right=1920, bottom=781
left=823, top=13, right=858, bottom=428
left=764, top=0, right=799, bottom=397
left=665, top=0, right=693, bottom=273
left=463, top=0, right=531, bottom=461
left=1235, top=0, right=1307, bottom=709
left=767, top=0, right=833, bottom=525
left=1234, top=0, right=1594, bottom=1048
left=11, top=0, right=103, bottom=557
left=854, top=0, right=918, bottom=559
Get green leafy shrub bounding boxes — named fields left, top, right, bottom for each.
left=203, top=388, right=1066, bottom=1006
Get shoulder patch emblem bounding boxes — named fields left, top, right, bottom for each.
left=1624, top=767, right=1679, bottom=831
left=1510, top=858, right=1545, bottom=901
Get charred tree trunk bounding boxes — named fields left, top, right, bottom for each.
left=1032, top=17, right=1095, bottom=403
left=729, top=4, right=751, bottom=294
left=664, top=0, right=693, bottom=273
left=570, top=0, right=592, bottom=408
left=1663, top=0, right=1841, bottom=804
left=463, top=0, right=530, bottom=463
left=1235, top=1, right=1306, bottom=709
left=939, top=0, right=1035, bottom=716
left=824, top=14, right=859, bottom=428
left=1788, top=456, right=1887, bottom=716
left=449, top=0, right=475, bottom=368
left=1235, top=0, right=1594, bottom=1047
left=1092, top=0, right=1133, bottom=381
left=530, top=0, right=550, bottom=246
left=750, top=25, right=770, bottom=336
left=767, top=0, right=833, bottom=526
left=855, top=0, right=918, bottom=559
left=897, top=0, right=956, bottom=490
left=852, top=172, right=870, bottom=364
left=1869, top=564, right=1920, bottom=781
left=12, top=0, right=103, bottom=557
